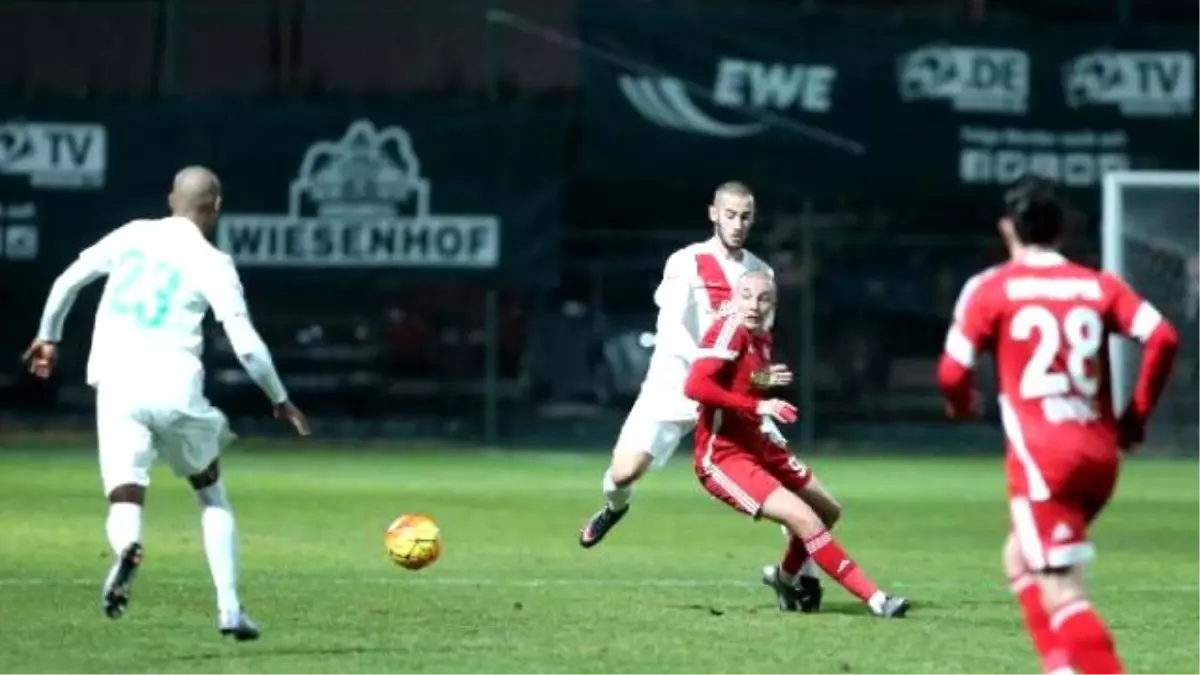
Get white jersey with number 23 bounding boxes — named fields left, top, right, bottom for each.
left=69, top=217, right=247, bottom=398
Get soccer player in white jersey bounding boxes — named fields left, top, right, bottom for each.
left=578, top=183, right=784, bottom=532
left=22, top=166, right=308, bottom=641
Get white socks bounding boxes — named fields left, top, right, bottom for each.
left=602, top=468, right=632, bottom=511
left=106, top=503, right=143, bottom=555
left=197, top=481, right=241, bottom=615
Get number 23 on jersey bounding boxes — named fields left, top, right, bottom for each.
left=110, top=251, right=181, bottom=329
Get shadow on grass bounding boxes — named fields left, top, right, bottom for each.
left=672, top=599, right=886, bottom=617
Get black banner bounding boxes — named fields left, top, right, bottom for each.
left=0, top=100, right=569, bottom=287
left=579, top=4, right=1198, bottom=194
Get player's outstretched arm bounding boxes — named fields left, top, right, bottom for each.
left=24, top=243, right=114, bottom=377
left=201, top=258, right=309, bottom=436
left=221, top=315, right=309, bottom=436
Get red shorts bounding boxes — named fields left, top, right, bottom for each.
left=1007, top=451, right=1119, bottom=571
left=695, top=438, right=814, bottom=518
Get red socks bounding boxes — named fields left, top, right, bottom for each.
left=1051, top=600, right=1124, bottom=674
left=803, top=528, right=879, bottom=602
left=780, top=535, right=809, bottom=578
left=1010, top=573, right=1071, bottom=673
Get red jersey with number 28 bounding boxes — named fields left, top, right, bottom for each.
left=939, top=251, right=1174, bottom=497
left=686, top=316, right=774, bottom=457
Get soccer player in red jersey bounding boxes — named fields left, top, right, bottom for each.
left=685, top=270, right=911, bottom=618
left=938, top=176, right=1180, bottom=674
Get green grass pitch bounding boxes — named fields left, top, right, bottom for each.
left=0, top=446, right=1195, bottom=673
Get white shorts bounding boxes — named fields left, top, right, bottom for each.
left=95, top=383, right=235, bottom=495
left=613, top=392, right=697, bottom=468
left=613, top=393, right=791, bottom=469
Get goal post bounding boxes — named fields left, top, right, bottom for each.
left=1101, top=170, right=1199, bottom=455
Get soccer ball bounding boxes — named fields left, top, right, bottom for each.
left=384, top=514, right=443, bottom=570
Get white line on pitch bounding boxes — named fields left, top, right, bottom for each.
left=0, top=575, right=1195, bottom=593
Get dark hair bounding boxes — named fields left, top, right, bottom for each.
left=1003, top=174, right=1065, bottom=245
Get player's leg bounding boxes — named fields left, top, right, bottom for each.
left=758, top=456, right=907, bottom=614
left=187, top=459, right=258, bottom=641
left=760, top=486, right=908, bottom=618
left=700, top=450, right=907, bottom=617
left=1011, top=494, right=1123, bottom=674
left=95, top=390, right=154, bottom=619
left=697, top=452, right=807, bottom=611
left=160, top=404, right=258, bottom=641
left=769, top=457, right=839, bottom=612
left=1004, top=531, right=1070, bottom=674
left=580, top=406, right=688, bottom=548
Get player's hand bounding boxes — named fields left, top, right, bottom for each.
left=273, top=400, right=311, bottom=436
left=21, top=339, right=57, bottom=379
left=756, top=398, right=798, bottom=424
left=944, top=389, right=982, bottom=420
left=1117, top=410, right=1145, bottom=452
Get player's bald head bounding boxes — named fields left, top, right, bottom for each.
left=172, top=166, right=221, bottom=208
left=168, top=165, right=223, bottom=233
left=738, top=270, right=774, bottom=293
left=709, top=181, right=756, bottom=252
left=735, top=270, right=775, bottom=330
left=713, top=180, right=754, bottom=204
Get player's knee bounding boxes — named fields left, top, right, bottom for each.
left=819, top=498, right=843, bottom=528
left=764, top=489, right=823, bottom=537
left=108, top=483, right=146, bottom=505
left=609, top=452, right=651, bottom=486
left=186, top=459, right=221, bottom=491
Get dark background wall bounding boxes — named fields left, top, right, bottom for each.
left=1, top=0, right=1196, bottom=451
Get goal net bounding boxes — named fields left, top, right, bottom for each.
left=1102, top=170, right=1199, bottom=456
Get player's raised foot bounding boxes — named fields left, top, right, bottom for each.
left=578, top=505, right=629, bottom=548
left=219, top=610, right=261, bottom=642
left=760, top=564, right=804, bottom=611
left=796, top=574, right=823, bottom=613
left=101, top=542, right=144, bottom=619
left=869, top=593, right=911, bottom=619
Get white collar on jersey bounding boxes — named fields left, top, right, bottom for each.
left=1019, top=249, right=1066, bottom=267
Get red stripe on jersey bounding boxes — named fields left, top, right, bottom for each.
left=695, top=253, right=732, bottom=311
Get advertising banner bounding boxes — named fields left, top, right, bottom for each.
left=579, top=4, right=1198, bottom=194
left=0, top=100, right=569, bottom=287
